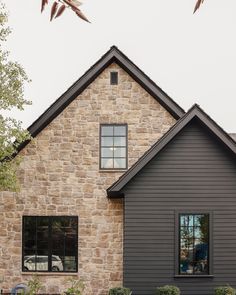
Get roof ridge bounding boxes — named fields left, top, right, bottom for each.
left=16, top=46, right=185, bottom=155
left=107, top=104, right=236, bottom=196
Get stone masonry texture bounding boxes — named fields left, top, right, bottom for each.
left=0, top=63, right=176, bottom=295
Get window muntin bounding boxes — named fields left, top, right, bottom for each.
left=179, top=214, right=209, bottom=275
left=23, top=216, right=78, bottom=272
left=100, top=125, right=127, bottom=170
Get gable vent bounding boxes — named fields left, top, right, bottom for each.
left=110, top=71, right=118, bottom=85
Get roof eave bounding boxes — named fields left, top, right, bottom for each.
left=28, top=47, right=184, bottom=137
left=20, top=46, right=184, bottom=149
left=107, top=104, right=236, bottom=196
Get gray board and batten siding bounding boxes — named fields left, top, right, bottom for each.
left=119, top=118, right=236, bottom=295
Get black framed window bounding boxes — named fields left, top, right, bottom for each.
left=22, top=216, right=78, bottom=272
left=110, top=71, right=118, bottom=85
left=100, top=124, right=127, bottom=170
left=179, top=214, right=209, bottom=275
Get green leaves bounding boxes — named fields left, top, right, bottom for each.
left=0, top=4, right=31, bottom=191
left=63, top=278, right=85, bottom=295
left=0, top=52, right=31, bottom=110
left=27, top=275, right=43, bottom=295
left=0, top=115, right=31, bottom=191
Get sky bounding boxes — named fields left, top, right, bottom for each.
left=3, top=0, right=236, bottom=132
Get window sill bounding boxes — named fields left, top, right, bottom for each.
left=21, top=272, right=78, bottom=276
left=174, top=275, right=214, bottom=278
left=99, top=169, right=127, bottom=173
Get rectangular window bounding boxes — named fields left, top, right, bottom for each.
left=110, top=71, right=118, bottom=85
left=179, top=213, right=209, bottom=275
left=22, top=216, right=78, bottom=272
left=100, top=124, right=127, bottom=170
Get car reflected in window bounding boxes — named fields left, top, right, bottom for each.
left=23, top=255, right=63, bottom=271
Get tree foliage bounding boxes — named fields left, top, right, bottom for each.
left=0, top=3, right=31, bottom=191
left=41, top=0, right=204, bottom=21
left=194, top=0, right=204, bottom=13
left=41, top=0, right=90, bottom=22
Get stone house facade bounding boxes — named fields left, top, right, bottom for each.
left=0, top=46, right=183, bottom=294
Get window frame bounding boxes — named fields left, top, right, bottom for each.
left=99, top=124, right=128, bottom=170
left=22, top=216, right=78, bottom=273
left=175, top=210, right=213, bottom=277
left=110, top=71, right=118, bottom=85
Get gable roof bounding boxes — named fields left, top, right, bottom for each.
left=17, top=46, right=185, bottom=153
left=230, top=133, right=236, bottom=141
left=107, top=104, right=236, bottom=198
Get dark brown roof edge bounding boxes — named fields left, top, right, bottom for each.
left=107, top=104, right=236, bottom=198
left=16, top=46, right=185, bottom=154
left=230, top=133, right=236, bottom=142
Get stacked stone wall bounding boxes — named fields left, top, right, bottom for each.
left=0, top=63, right=176, bottom=294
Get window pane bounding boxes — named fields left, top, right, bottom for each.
left=180, top=248, right=194, bottom=274
left=101, top=137, right=113, bottom=146
left=179, top=214, right=209, bottom=275
left=36, top=217, right=49, bottom=271
left=114, top=137, right=126, bottom=146
left=64, top=227, right=77, bottom=272
left=35, top=255, right=48, bottom=271
left=114, top=126, right=126, bottom=136
left=24, top=255, right=36, bottom=271
left=180, top=215, right=194, bottom=226
left=114, top=147, right=126, bottom=158
left=101, top=126, right=113, bottom=136
left=101, top=148, right=113, bottom=158
left=23, top=217, right=37, bottom=271
left=114, top=158, right=126, bottom=169
left=180, top=227, right=194, bottom=245
left=51, top=217, right=77, bottom=272
left=101, top=158, right=114, bottom=169
left=194, top=214, right=207, bottom=227
left=100, top=124, right=127, bottom=170
left=23, top=216, right=78, bottom=273
left=110, top=72, right=118, bottom=85
left=51, top=219, right=65, bottom=272
left=64, top=256, right=77, bottom=272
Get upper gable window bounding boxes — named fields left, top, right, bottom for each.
left=100, top=124, right=127, bottom=170
left=110, top=72, right=118, bottom=85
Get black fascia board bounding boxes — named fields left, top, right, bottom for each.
left=110, top=48, right=185, bottom=120
left=17, top=46, right=184, bottom=155
left=107, top=104, right=236, bottom=197
left=107, top=191, right=125, bottom=198
left=28, top=49, right=116, bottom=138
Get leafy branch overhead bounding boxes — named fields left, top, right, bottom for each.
left=194, top=0, right=204, bottom=13
left=41, top=0, right=90, bottom=22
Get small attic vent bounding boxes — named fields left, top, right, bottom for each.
left=110, top=72, right=118, bottom=85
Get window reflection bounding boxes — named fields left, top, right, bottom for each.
left=179, top=214, right=209, bottom=275
left=100, top=125, right=127, bottom=169
left=23, top=216, right=78, bottom=272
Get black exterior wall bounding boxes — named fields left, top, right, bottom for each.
left=122, top=118, right=236, bottom=295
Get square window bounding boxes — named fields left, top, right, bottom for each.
left=22, top=216, right=78, bottom=273
left=100, top=124, right=127, bottom=170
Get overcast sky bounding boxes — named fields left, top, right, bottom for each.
left=4, top=0, right=236, bottom=132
